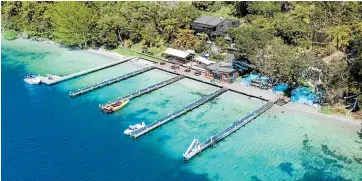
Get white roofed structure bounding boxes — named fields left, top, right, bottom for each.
left=163, top=48, right=193, bottom=64
left=163, top=48, right=191, bottom=59
left=195, top=56, right=215, bottom=65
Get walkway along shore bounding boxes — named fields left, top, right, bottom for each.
left=132, top=56, right=361, bottom=126
left=152, top=61, right=276, bottom=102
left=38, top=39, right=361, bottom=126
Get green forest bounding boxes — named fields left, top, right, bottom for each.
left=1, top=1, right=362, bottom=118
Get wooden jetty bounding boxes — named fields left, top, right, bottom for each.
left=129, top=88, right=228, bottom=139
left=39, top=57, right=136, bottom=85
left=69, top=66, right=154, bottom=97
left=99, top=75, right=185, bottom=108
left=152, top=62, right=274, bottom=102
left=183, top=100, right=276, bottom=161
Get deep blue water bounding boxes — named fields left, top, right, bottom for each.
left=1, top=51, right=209, bottom=181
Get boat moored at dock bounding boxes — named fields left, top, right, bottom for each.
left=100, top=99, right=129, bottom=114
left=39, top=57, right=136, bottom=85
left=99, top=75, right=185, bottom=114
left=129, top=88, right=228, bottom=139
left=24, top=73, right=41, bottom=84
left=124, top=122, right=146, bottom=135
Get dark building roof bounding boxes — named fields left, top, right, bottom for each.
left=193, top=15, right=240, bottom=27
left=193, top=15, right=225, bottom=26
left=206, top=62, right=236, bottom=73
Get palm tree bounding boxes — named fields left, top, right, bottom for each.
left=327, top=25, right=351, bottom=52
left=161, top=18, right=179, bottom=41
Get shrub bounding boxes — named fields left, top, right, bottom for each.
left=210, top=52, right=226, bottom=61
left=330, top=103, right=348, bottom=115
left=357, top=95, right=362, bottom=105
left=320, top=106, right=332, bottom=115
left=353, top=111, right=362, bottom=120
left=123, top=40, right=133, bottom=49
left=195, top=41, right=208, bottom=53
left=4, top=30, right=17, bottom=40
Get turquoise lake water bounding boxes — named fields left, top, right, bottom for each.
left=2, top=38, right=362, bottom=181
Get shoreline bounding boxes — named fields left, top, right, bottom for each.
left=282, top=102, right=361, bottom=127
left=23, top=38, right=362, bottom=127
left=86, top=49, right=125, bottom=60
left=72, top=42, right=362, bottom=127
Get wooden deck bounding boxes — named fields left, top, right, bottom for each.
left=152, top=61, right=277, bottom=101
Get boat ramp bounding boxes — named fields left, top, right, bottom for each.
left=39, top=57, right=136, bottom=85
left=183, top=100, right=275, bottom=161
left=99, top=75, right=185, bottom=108
left=129, top=88, right=228, bottom=138
left=69, top=66, right=154, bottom=97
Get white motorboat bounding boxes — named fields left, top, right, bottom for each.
left=124, top=122, right=146, bottom=135
left=24, top=73, right=41, bottom=84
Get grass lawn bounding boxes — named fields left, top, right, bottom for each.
left=320, top=106, right=332, bottom=115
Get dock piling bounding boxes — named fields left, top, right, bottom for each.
left=183, top=100, right=276, bottom=161
left=40, top=57, right=136, bottom=86
left=129, top=88, right=228, bottom=139
left=99, top=75, right=185, bottom=109
left=69, top=66, right=154, bottom=97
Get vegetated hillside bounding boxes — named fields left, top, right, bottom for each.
left=2, top=1, right=361, bottom=116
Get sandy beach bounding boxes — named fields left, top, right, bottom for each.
left=88, top=48, right=361, bottom=127
left=86, top=49, right=126, bottom=60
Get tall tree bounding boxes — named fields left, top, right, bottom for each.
left=173, top=27, right=198, bottom=50
left=248, top=2, right=280, bottom=18
left=230, top=25, right=274, bottom=59
left=19, top=2, right=53, bottom=38
left=51, top=2, right=95, bottom=47
left=95, top=2, right=128, bottom=48
left=327, top=25, right=351, bottom=52
left=161, top=18, right=179, bottom=42
left=1, top=2, right=23, bottom=30
left=232, top=2, right=250, bottom=17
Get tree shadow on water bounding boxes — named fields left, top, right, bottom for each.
left=354, top=123, right=362, bottom=164
left=249, top=130, right=362, bottom=181
left=295, top=134, right=361, bottom=181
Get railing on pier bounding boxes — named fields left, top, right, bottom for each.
left=130, top=88, right=228, bottom=138
left=183, top=100, right=275, bottom=161
left=40, top=57, right=136, bottom=85
left=69, top=66, right=154, bottom=97
left=99, top=75, right=185, bottom=108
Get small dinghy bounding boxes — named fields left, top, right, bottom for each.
left=124, top=122, right=146, bottom=135
left=24, top=73, right=41, bottom=84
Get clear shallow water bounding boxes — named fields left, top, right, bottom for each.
left=2, top=39, right=362, bottom=181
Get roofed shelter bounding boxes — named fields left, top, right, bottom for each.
left=190, top=15, right=240, bottom=39
left=163, top=48, right=194, bottom=64
left=205, top=62, right=239, bottom=83
left=194, top=56, right=214, bottom=67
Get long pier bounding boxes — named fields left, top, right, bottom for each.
left=153, top=66, right=271, bottom=102
left=183, top=100, right=275, bottom=161
left=39, top=57, right=135, bottom=85
left=69, top=66, right=154, bottom=97
left=99, top=75, right=185, bottom=107
left=130, top=88, right=228, bottom=138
